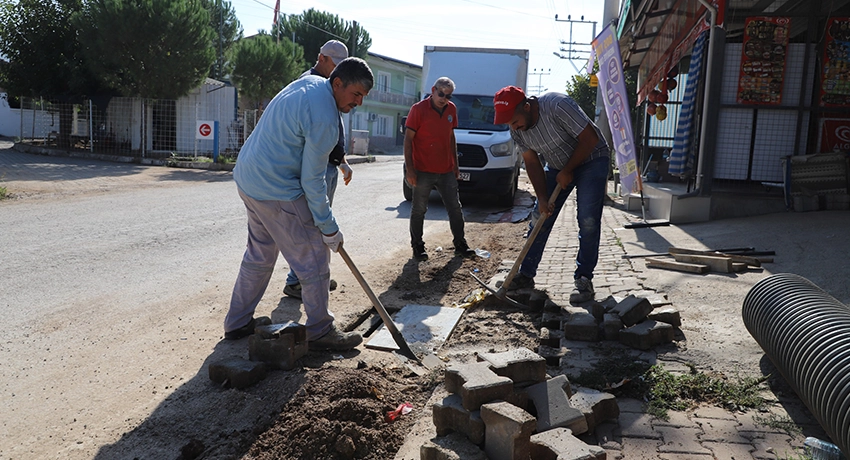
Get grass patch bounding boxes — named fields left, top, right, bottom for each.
left=571, top=348, right=770, bottom=420
left=753, top=413, right=803, bottom=437
left=0, top=185, right=6, bottom=200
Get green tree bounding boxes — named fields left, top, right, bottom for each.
left=273, top=8, right=371, bottom=68
left=0, top=0, right=104, bottom=147
left=75, top=0, right=215, bottom=99
left=202, top=0, right=242, bottom=80
left=230, top=33, right=304, bottom=110
left=565, top=74, right=597, bottom=120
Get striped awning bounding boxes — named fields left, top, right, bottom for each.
left=668, top=31, right=708, bottom=177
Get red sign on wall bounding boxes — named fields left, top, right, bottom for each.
left=737, top=16, right=790, bottom=105
left=819, top=118, right=850, bottom=153
left=820, top=17, right=850, bottom=107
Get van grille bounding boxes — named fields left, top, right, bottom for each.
left=457, top=144, right=487, bottom=168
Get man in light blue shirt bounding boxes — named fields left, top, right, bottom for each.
left=224, top=57, right=373, bottom=351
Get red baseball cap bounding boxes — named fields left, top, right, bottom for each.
left=493, top=86, right=527, bottom=124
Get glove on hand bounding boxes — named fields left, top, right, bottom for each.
left=339, top=164, right=353, bottom=185
left=322, top=231, right=344, bottom=252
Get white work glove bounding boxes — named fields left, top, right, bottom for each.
left=339, top=163, right=353, bottom=185
left=322, top=230, right=344, bottom=252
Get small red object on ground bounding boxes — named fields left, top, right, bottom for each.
left=385, top=402, right=413, bottom=422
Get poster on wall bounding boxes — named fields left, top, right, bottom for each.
left=820, top=17, right=850, bottom=106
left=736, top=16, right=790, bottom=105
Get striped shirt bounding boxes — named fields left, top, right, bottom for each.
left=511, top=92, right=609, bottom=171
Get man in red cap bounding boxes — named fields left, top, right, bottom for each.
left=493, top=86, right=609, bottom=303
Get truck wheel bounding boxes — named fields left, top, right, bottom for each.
left=403, top=180, right=413, bottom=201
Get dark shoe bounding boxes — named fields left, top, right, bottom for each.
left=283, top=283, right=302, bottom=299
left=412, top=243, right=428, bottom=261
left=505, top=272, right=535, bottom=290
left=330, top=279, right=338, bottom=291
left=224, top=316, right=271, bottom=340
left=569, top=276, right=595, bottom=303
left=453, top=240, right=476, bottom=258
left=308, top=325, right=363, bottom=351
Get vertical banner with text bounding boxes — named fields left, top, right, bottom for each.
left=590, top=24, right=639, bottom=195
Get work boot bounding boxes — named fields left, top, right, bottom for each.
left=224, top=316, right=272, bottom=340
left=505, top=272, right=535, bottom=290
left=308, top=325, right=363, bottom=351
left=570, top=276, right=595, bottom=303
left=453, top=240, right=476, bottom=258
left=412, top=243, right=428, bottom=261
left=283, top=282, right=302, bottom=299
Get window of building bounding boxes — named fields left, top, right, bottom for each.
left=377, top=71, right=391, bottom=93
left=374, top=115, right=393, bottom=137
left=403, top=77, right=417, bottom=97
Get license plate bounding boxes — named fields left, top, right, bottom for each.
left=458, top=172, right=471, bottom=181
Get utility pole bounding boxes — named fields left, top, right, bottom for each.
left=552, top=15, right=597, bottom=74
left=528, top=68, right=550, bottom=95
left=349, top=21, right=358, bottom=56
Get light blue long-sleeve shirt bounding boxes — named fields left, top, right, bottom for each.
left=234, top=76, right=340, bottom=235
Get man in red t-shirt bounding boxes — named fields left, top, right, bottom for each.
left=404, top=77, right=475, bottom=261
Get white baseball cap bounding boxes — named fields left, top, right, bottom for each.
left=320, top=40, right=349, bottom=65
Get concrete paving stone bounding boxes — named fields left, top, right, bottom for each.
left=750, top=432, right=798, bottom=459
left=658, top=454, right=713, bottom=459
left=619, top=320, right=675, bottom=350
left=527, top=375, right=587, bottom=434
left=621, top=437, right=662, bottom=458
left=420, top=432, right=487, bottom=460
left=693, top=417, right=750, bottom=444
left=248, top=330, right=308, bottom=371
left=619, top=412, right=662, bottom=439
left=604, top=449, right=625, bottom=459
left=652, top=410, right=696, bottom=428
left=569, top=387, right=619, bottom=433
left=603, top=313, right=624, bottom=340
left=558, top=356, right=596, bottom=380
left=529, top=428, right=605, bottom=460
left=593, top=421, right=622, bottom=449
left=432, top=394, right=485, bottom=444
left=612, top=295, right=654, bottom=326
left=648, top=307, right=682, bottom=327
left=562, top=312, right=600, bottom=342
left=540, top=327, right=565, bottom=348
left=444, top=362, right=514, bottom=411
left=478, top=347, right=547, bottom=384
left=538, top=345, right=570, bottom=367
left=691, top=406, right=737, bottom=421
left=655, top=427, right=712, bottom=455
left=702, top=441, right=757, bottom=459
left=208, top=358, right=267, bottom=390
left=734, top=410, right=797, bottom=434
left=542, top=312, right=565, bottom=329
left=480, top=401, right=537, bottom=460
left=617, top=398, right=646, bottom=413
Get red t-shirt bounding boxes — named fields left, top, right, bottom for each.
left=405, top=98, right=458, bottom=174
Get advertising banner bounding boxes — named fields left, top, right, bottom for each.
left=590, top=24, right=639, bottom=195
left=820, top=17, right=850, bottom=107
left=737, top=16, right=790, bottom=105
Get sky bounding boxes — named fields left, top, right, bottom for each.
left=227, top=0, right=607, bottom=96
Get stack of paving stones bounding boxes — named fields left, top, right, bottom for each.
left=208, top=320, right=308, bottom=389
left=421, top=347, right=618, bottom=460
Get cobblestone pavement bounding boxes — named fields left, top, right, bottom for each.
left=534, top=193, right=827, bottom=459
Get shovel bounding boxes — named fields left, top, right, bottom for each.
left=472, top=184, right=563, bottom=307
left=337, top=245, right=441, bottom=370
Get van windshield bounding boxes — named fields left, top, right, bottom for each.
left=453, top=95, right=509, bottom=131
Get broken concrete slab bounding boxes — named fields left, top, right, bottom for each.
left=569, top=386, right=620, bottom=433
left=611, top=295, right=653, bottom=327
left=530, top=427, right=606, bottom=460
left=480, top=401, right=537, bottom=460
left=445, top=362, right=514, bottom=411
left=367, top=304, right=464, bottom=352
left=618, top=320, right=675, bottom=350
left=478, top=347, right=547, bottom=384
left=208, top=358, right=266, bottom=389
left=432, top=394, right=485, bottom=445
left=526, top=375, right=587, bottom=435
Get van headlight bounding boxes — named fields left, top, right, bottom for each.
left=490, top=141, right=512, bottom=157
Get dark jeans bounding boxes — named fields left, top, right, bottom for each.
left=520, top=156, right=609, bottom=280
left=410, top=171, right=466, bottom=247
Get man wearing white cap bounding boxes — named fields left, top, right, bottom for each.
left=284, top=40, right=352, bottom=299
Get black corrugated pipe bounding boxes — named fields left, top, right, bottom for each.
left=742, top=273, right=850, bottom=457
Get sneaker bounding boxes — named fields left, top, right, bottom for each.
left=283, top=283, right=302, bottom=299
left=412, top=243, right=428, bottom=261
left=505, top=272, right=535, bottom=290
left=570, top=276, right=595, bottom=303
left=453, top=240, right=476, bottom=258
left=308, top=325, right=363, bottom=351
left=224, top=316, right=272, bottom=340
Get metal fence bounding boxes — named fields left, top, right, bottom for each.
left=17, top=83, right=242, bottom=160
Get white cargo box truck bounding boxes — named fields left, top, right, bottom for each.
left=404, top=46, right=529, bottom=206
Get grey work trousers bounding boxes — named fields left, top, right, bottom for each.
left=225, top=188, right=333, bottom=341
